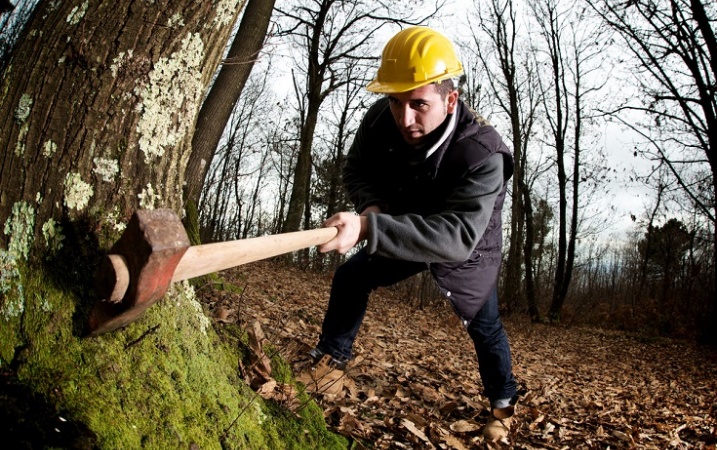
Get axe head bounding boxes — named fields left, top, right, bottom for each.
left=86, top=209, right=190, bottom=336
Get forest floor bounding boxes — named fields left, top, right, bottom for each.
left=198, top=260, right=717, bottom=450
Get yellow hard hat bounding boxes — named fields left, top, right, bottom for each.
left=366, top=26, right=464, bottom=93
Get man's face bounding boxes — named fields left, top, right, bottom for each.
left=388, top=83, right=459, bottom=146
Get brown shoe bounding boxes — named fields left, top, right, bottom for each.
left=296, top=354, right=346, bottom=396
left=483, top=405, right=514, bottom=442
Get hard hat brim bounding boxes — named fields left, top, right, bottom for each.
left=365, top=79, right=432, bottom=93
left=366, top=70, right=463, bottom=94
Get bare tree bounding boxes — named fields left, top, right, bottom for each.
left=532, top=0, right=573, bottom=323
left=198, top=65, right=278, bottom=242
left=241, top=148, right=273, bottom=238
left=468, top=0, right=544, bottom=318
left=267, top=113, right=301, bottom=234
left=530, top=0, right=609, bottom=322
left=315, top=63, right=364, bottom=221
left=586, top=0, right=716, bottom=341
left=308, top=61, right=366, bottom=268
left=184, top=0, right=277, bottom=221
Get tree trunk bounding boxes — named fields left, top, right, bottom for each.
left=534, top=0, right=570, bottom=323
left=474, top=0, right=528, bottom=314
left=0, top=0, right=241, bottom=253
left=690, top=0, right=717, bottom=344
left=521, top=177, right=540, bottom=322
left=283, top=82, right=322, bottom=232
left=502, top=34, right=525, bottom=316
left=184, top=0, right=276, bottom=211
left=548, top=107, right=568, bottom=322
left=1, top=0, right=34, bottom=74
left=280, top=0, right=330, bottom=234
left=560, top=62, right=582, bottom=308
left=710, top=221, right=717, bottom=345
left=0, top=1, right=347, bottom=447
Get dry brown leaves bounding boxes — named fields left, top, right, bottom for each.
left=199, top=260, right=717, bottom=449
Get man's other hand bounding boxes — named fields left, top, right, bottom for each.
left=318, top=212, right=368, bottom=254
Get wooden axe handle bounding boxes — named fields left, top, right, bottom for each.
left=88, top=211, right=340, bottom=336
left=171, top=226, right=338, bottom=282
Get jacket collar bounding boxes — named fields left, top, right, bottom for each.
left=424, top=111, right=457, bottom=160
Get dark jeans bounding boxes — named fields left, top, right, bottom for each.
left=316, top=248, right=518, bottom=402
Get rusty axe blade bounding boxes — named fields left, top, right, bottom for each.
left=87, top=208, right=337, bottom=337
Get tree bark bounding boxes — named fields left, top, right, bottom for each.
left=521, top=178, right=540, bottom=321
left=0, top=0, right=242, bottom=254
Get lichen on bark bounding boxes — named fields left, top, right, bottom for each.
left=135, top=32, right=205, bottom=165
left=3, top=201, right=35, bottom=260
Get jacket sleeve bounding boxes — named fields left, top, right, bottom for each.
left=342, top=100, right=389, bottom=213
left=365, top=153, right=505, bottom=263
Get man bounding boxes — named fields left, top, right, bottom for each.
left=297, top=26, right=518, bottom=441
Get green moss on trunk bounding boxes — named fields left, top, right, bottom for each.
left=0, top=263, right=347, bottom=449
left=183, top=199, right=202, bottom=246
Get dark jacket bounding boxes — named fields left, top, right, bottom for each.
left=343, top=97, right=514, bottom=321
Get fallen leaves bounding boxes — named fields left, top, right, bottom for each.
left=237, top=318, right=305, bottom=415
left=198, top=260, right=717, bottom=449
left=247, top=320, right=272, bottom=381
left=451, top=420, right=481, bottom=434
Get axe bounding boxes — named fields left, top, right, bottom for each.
left=86, top=209, right=337, bottom=336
